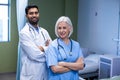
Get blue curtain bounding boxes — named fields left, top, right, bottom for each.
left=16, top=0, right=28, bottom=80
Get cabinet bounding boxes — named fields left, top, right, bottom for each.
left=99, top=55, right=120, bottom=79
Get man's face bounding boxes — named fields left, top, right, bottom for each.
left=26, top=8, right=39, bottom=25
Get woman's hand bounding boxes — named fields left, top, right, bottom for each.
left=50, top=65, right=70, bottom=73
left=58, top=57, right=84, bottom=71
left=58, top=62, right=66, bottom=66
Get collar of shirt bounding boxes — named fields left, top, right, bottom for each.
left=28, top=23, right=39, bottom=33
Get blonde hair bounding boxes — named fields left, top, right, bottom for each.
left=55, top=16, right=73, bottom=37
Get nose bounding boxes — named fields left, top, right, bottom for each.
left=59, top=28, right=64, bottom=32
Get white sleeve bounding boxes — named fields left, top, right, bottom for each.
left=19, top=32, right=46, bottom=62
left=41, top=28, right=52, bottom=51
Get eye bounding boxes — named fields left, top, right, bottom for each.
left=28, top=12, right=33, bottom=15
left=58, top=26, right=61, bottom=29
left=63, top=26, right=67, bottom=29
left=28, top=11, right=39, bottom=15
left=35, top=12, right=39, bottom=14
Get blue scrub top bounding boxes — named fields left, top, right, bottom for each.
left=46, top=38, right=83, bottom=80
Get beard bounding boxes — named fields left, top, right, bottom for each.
left=28, top=17, right=39, bottom=25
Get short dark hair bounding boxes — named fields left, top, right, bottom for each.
left=25, top=5, right=39, bottom=14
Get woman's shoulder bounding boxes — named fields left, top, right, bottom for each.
left=71, top=39, right=79, bottom=45
left=48, top=39, right=58, bottom=49
left=51, top=39, right=57, bottom=45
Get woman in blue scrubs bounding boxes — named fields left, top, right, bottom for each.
left=46, top=16, right=84, bottom=80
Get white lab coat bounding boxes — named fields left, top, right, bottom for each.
left=19, top=23, right=52, bottom=80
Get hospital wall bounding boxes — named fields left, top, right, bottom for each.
left=78, top=0, right=120, bottom=55
left=0, top=0, right=78, bottom=73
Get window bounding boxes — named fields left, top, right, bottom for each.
left=0, top=0, right=10, bottom=42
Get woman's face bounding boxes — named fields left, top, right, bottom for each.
left=57, top=21, right=71, bottom=39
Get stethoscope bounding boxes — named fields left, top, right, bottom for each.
left=57, top=38, right=72, bottom=60
left=28, top=23, right=46, bottom=41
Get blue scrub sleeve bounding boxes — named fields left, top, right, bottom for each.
left=78, top=44, right=84, bottom=58
left=46, top=45, right=58, bottom=68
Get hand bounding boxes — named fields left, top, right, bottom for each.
left=58, top=62, right=66, bottom=66
left=38, top=46, right=44, bottom=52
left=45, top=39, right=50, bottom=46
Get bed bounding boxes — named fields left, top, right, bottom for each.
left=100, top=76, right=120, bottom=80
left=79, top=48, right=102, bottom=79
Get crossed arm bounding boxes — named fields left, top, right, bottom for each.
left=50, top=57, right=84, bottom=73
left=37, top=39, right=50, bottom=52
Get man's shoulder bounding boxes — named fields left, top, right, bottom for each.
left=40, top=27, right=46, bottom=30
left=19, top=25, right=29, bottom=34
left=40, top=27, right=48, bottom=33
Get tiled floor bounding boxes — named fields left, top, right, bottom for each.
left=0, top=72, right=16, bottom=80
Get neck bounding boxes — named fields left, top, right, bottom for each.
left=28, top=23, right=38, bottom=28
left=63, top=38, right=70, bottom=44
left=32, top=24, right=38, bottom=28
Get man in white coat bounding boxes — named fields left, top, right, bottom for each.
left=19, top=5, right=52, bottom=80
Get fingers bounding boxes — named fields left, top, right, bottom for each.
left=38, top=46, right=44, bottom=52
left=45, top=39, right=50, bottom=46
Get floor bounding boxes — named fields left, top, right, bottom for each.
left=0, top=72, right=99, bottom=80
left=0, top=72, right=16, bottom=80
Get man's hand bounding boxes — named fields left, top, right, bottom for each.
left=38, top=46, right=44, bottom=52
left=37, top=39, right=50, bottom=52
left=45, top=39, right=50, bottom=46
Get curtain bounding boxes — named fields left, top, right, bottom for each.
left=16, top=0, right=28, bottom=80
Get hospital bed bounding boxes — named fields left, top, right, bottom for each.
left=79, top=48, right=102, bottom=79
left=100, top=76, right=120, bottom=80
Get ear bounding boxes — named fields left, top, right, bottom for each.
left=68, top=26, right=71, bottom=35
left=26, top=14, right=27, bottom=17
left=69, top=26, right=72, bottom=31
